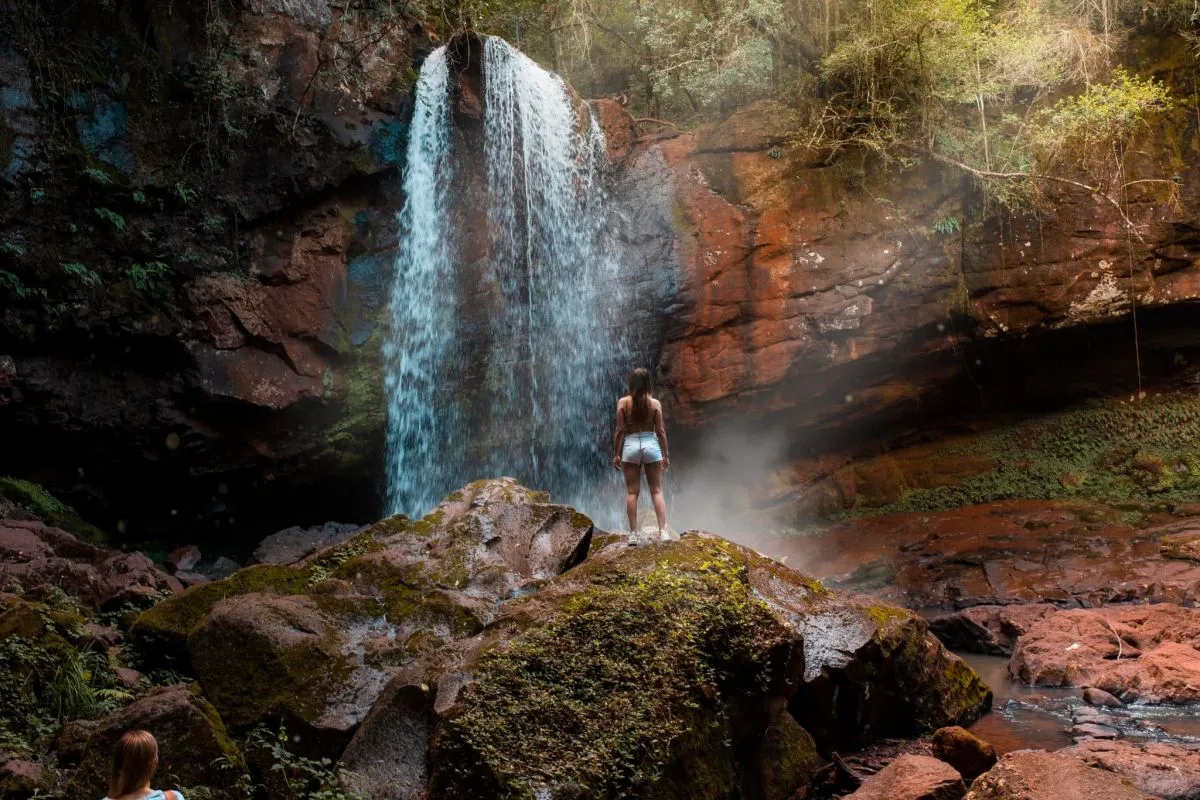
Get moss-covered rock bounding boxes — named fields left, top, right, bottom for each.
left=131, top=564, right=311, bottom=669
left=62, top=684, right=242, bottom=800
left=188, top=593, right=357, bottom=736
left=821, top=392, right=1200, bottom=520
left=346, top=530, right=989, bottom=800
left=0, top=478, right=106, bottom=543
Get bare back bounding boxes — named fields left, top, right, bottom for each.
left=618, top=394, right=661, bottom=433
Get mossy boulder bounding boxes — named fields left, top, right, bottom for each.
left=188, top=594, right=363, bottom=744
left=62, top=684, right=242, bottom=800
left=344, top=531, right=990, bottom=800
left=131, top=564, right=312, bottom=669
left=0, top=477, right=105, bottom=544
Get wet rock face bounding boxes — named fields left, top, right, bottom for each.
left=633, top=92, right=1200, bottom=451
left=131, top=479, right=989, bottom=799
left=0, top=1, right=413, bottom=541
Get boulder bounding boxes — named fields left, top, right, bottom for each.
left=965, top=750, right=1157, bottom=800
left=63, top=685, right=242, bottom=800
left=1063, top=739, right=1200, bottom=800
left=931, top=726, right=997, bottom=781
left=188, top=593, right=384, bottom=746
left=928, top=605, right=1058, bottom=656
left=345, top=529, right=989, bottom=800
left=1084, top=687, right=1124, bottom=708
left=134, top=479, right=593, bottom=669
left=0, top=519, right=180, bottom=610
left=253, top=522, right=361, bottom=565
left=0, top=759, right=49, bottom=799
left=847, top=754, right=966, bottom=800
left=1010, top=604, right=1200, bottom=702
left=165, top=545, right=202, bottom=573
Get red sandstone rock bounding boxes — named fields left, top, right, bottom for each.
left=847, top=754, right=966, bottom=800
left=1010, top=604, right=1200, bottom=702
left=761, top=501, right=1200, bottom=610
left=1084, top=687, right=1124, bottom=708
left=0, top=519, right=180, bottom=610
left=932, top=726, right=997, bottom=781
left=1063, top=739, right=1200, bottom=800
left=965, top=750, right=1157, bottom=800
left=589, top=99, right=636, bottom=164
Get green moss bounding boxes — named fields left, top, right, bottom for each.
left=831, top=392, right=1200, bottom=520
left=861, top=603, right=909, bottom=629
left=432, top=538, right=789, bottom=797
left=132, top=564, right=310, bottom=666
left=0, top=477, right=106, bottom=543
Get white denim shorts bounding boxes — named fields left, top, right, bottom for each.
left=622, top=431, right=663, bottom=464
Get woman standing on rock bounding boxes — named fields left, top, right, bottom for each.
left=103, top=730, right=185, bottom=800
left=613, top=368, right=670, bottom=538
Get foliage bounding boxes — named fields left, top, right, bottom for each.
left=61, top=261, right=102, bottom=287
left=0, top=240, right=26, bottom=257
left=228, top=725, right=368, bottom=800
left=94, top=207, right=128, bottom=231
left=0, top=595, right=131, bottom=755
left=0, top=476, right=107, bottom=542
left=83, top=167, right=113, bottom=185
left=0, top=270, right=28, bottom=298
left=830, top=391, right=1200, bottom=519
left=128, top=261, right=171, bottom=294
left=933, top=215, right=961, bottom=236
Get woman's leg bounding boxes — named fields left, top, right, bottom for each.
left=644, top=461, right=668, bottom=533
left=622, top=462, right=642, bottom=532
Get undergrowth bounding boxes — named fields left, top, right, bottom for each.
left=0, top=591, right=132, bottom=754
left=832, top=392, right=1200, bottom=519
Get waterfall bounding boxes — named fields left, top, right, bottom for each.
left=383, top=46, right=455, bottom=517
left=385, top=37, right=627, bottom=524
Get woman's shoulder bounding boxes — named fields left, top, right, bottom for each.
left=617, top=394, right=630, bottom=407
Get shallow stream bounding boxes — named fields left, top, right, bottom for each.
left=959, top=652, right=1200, bottom=752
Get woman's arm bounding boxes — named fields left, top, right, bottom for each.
left=612, top=400, right=626, bottom=470
left=654, top=401, right=670, bottom=471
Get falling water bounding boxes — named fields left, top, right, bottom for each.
left=383, top=46, right=456, bottom=516
left=385, top=37, right=628, bottom=523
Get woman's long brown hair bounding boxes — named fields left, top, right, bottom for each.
left=109, top=729, right=158, bottom=798
left=628, top=368, right=652, bottom=425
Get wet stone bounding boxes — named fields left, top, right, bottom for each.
left=1084, top=687, right=1124, bottom=708
left=1072, top=723, right=1119, bottom=739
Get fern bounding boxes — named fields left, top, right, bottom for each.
left=61, top=262, right=102, bottom=287
left=128, top=261, right=171, bottom=294
left=0, top=270, right=27, bottom=298
left=0, top=241, right=26, bottom=257
left=83, top=167, right=112, bottom=185
left=94, top=207, right=127, bottom=231
left=933, top=215, right=961, bottom=237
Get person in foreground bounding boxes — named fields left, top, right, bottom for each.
left=613, top=367, right=670, bottom=538
left=103, top=729, right=185, bottom=800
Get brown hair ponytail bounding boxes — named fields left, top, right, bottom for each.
left=109, top=729, right=158, bottom=798
left=628, top=368, right=651, bottom=425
